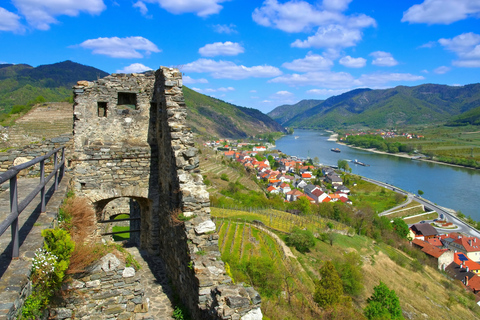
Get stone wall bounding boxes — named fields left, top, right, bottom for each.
left=0, top=135, right=71, bottom=178
left=50, top=253, right=148, bottom=320
left=72, top=68, right=262, bottom=319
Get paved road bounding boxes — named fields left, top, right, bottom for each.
left=361, top=176, right=480, bottom=238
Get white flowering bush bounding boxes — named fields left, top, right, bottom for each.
left=31, top=248, right=57, bottom=284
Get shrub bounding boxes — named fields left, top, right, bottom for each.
left=286, top=227, right=316, bottom=253
left=220, top=173, right=229, bottom=181
left=59, top=196, right=95, bottom=243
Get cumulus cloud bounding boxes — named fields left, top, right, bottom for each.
left=370, top=51, right=398, bottom=67
left=116, top=63, right=152, bottom=73
left=418, top=41, right=437, bottom=48
left=0, top=7, right=24, bottom=32
left=253, top=0, right=375, bottom=50
left=291, top=24, right=363, bottom=49
left=282, top=52, right=333, bottom=72
left=183, top=75, right=208, bottom=84
left=144, top=0, right=228, bottom=17
left=434, top=66, right=451, bottom=74
left=77, top=36, right=161, bottom=58
left=439, top=32, right=480, bottom=67
left=12, top=0, right=106, bottom=30
left=199, top=41, right=244, bottom=57
left=181, top=58, right=282, bottom=79
left=323, top=0, right=353, bottom=12
left=402, top=0, right=480, bottom=25
left=269, top=70, right=423, bottom=88
left=212, top=23, right=237, bottom=34
left=133, top=1, right=149, bottom=15
left=339, top=55, right=366, bottom=68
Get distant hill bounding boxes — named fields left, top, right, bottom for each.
left=183, top=86, right=285, bottom=138
left=446, top=105, right=480, bottom=126
left=268, top=99, right=323, bottom=125
left=0, top=60, right=108, bottom=112
left=0, top=60, right=285, bottom=139
left=268, top=84, right=480, bottom=129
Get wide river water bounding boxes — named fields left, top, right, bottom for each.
left=275, top=129, right=480, bottom=221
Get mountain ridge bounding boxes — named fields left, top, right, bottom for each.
left=268, top=84, right=480, bottom=129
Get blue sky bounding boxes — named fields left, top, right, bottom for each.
left=1, top=0, right=480, bottom=113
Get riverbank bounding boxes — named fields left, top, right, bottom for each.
left=336, top=141, right=478, bottom=170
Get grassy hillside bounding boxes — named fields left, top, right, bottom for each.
left=183, top=86, right=285, bottom=138
left=269, top=84, right=480, bottom=129
left=212, top=208, right=480, bottom=320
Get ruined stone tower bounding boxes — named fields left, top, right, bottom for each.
left=71, top=68, right=262, bottom=319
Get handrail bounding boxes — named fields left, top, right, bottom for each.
left=0, top=146, right=65, bottom=258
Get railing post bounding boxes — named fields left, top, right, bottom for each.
left=54, top=151, right=58, bottom=191
left=40, top=159, right=46, bottom=213
left=60, top=147, right=65, bottom=179
left=10, top=175, right=19, bottom=259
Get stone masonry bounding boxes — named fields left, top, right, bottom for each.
left=71, top=68, right=262, bottom=319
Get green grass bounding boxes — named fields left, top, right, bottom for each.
left=112, top=226, right=130, bottom=241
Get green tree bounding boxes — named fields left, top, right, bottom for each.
left=314, top=261, right=348, bottom=308
left=244, top=256, right=281, bottom=297
left=313, top=156, right=320, bottom=165
left=337, top=252, right=364, bottom=296
left=417, top=189, right=424, bottom=196
left=392, top=218, right=410, bottom=240
left=364, top=282, right=403, bottom=320
left=337, top=159, right=350, bottom=172
left=286, top=227, right=316, bottom=253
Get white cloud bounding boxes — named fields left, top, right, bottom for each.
left=418, top=41, right=436, bottom=48
left=282, top=52, right=333, bottom=72
left=133, top=1, right=148, bottom=15
left=116, top=63, right=152, bottom=73
left=144, top=0, right=228, bottom=17
left=12, top=0, right=106, bottom=30
left=198, top=41, right=244, bottom=57
left=250, top=90, right=257, bottom=93
left=307, top=88, right=349, bottom=96
left=262, top=100, right=272, bottom=103
left=323, top=0, right=352, bottom=12
left=269, top=70, right=355, bottom=88
left=77, top=36, right=161, bottom=58
left=356, top=73, right=424, bottom=86
left=212, top=23, right=237, bottom=34
left=402, top=0, right=480, bottom=25
left=181, top=58, right=282, bottom=80
left=439, top=32, right=480, bottom=68
left=218, top=87, right=235, bottom=92
left=0, top=7, right=24, bottom=32
left=339, top=55, right=366, bottom=68
left=183, top=75, right=208, bottom=84
left=433, top=66, right=451, bottom=74
left=269, top=70, right=424, bottom=88
left=291, top=24, right=363, bottom=49
left=421, top=69, right=429, bottom=73
left=370, top=51, right=398, bottom=67
left=192, top=87, right=204, bottom=93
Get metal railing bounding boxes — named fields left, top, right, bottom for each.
left=0, top=146, right=65, bottom=258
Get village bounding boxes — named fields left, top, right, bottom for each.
left=206, top=138, right=480, bottom=302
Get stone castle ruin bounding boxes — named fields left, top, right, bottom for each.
left=71, top=68, right=262, bottom=319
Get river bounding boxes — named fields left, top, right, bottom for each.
left=275, top=129, right=480, bottom=221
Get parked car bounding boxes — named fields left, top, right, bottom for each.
left=420, top=220, right=426, bottom=223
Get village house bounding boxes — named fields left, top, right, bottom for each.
left=441, top=234, right=480, bottom=262
left=410, top=223, right=438, bottom=240
left=285, top=189, right=304, bottom=202
left=326, top=173, right=343, bottom=186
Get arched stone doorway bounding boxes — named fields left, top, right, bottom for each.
left=93, top=196, right=152, bottom=248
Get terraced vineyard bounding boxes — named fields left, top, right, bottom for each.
left=214, top=218, right=322, bottom=318
left=212, top=207, right=349, bottom=234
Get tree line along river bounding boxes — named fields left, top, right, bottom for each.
left=275, top=129, right=480, bottom=221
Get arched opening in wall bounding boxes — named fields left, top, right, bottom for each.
left=95, top=197, right=145, bottom=246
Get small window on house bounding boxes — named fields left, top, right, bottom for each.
left=98, top=102, right=107, bottom=117
left=118, top=92, right=137, bottom=110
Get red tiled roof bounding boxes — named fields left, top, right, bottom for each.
left=467, top=274, right=480, bottom=291
left=453, top=237, right=480, bottom=252
left=413, top=239, right=448, bottom=258
left=311, top=189, right=324, bottom=197
left=454, top=253, right=480, bottom=271
left=427, top=238, right=443, bottom=247
left=267, top=186, right=277, bottom=192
